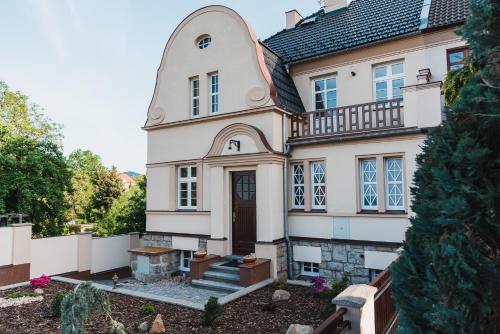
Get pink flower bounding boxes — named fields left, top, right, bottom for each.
left=30, top=275, right=51, bottom=289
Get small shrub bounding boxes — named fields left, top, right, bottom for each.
left=67, top=224, right=82, bottom=234
left=51, top=292, right=66, bottom=317
left=310, top=276, right=328, bottom=295
left=201, top=296, right=223, bottom=326
left=142, top=303, right=156, bottom=316
left=6, top=291, right=38, bottom=299
left=320, top=273, right=350, bottom=319
left=30, top=274, right=51, bottom=289
left=273, top=277, right=288, bottom=291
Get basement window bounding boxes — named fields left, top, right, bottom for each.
left=301, top=262, right=320, bottom=276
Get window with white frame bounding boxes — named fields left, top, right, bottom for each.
left=190, top=78, right=199, bottom=117
left=360, top=159, right=378, bottom=210
left=373, top=62, right=404, bottom=101
left=301, top=262, right=320, bottom=276
left=313, top=76, right=337, bottom=110
left=311, top=161, right=326, bottom=210
left=210, top=73, right=219, bottom=114
left=178, top=165, right=197, bottom=209
left=180, top=250, right=194, bottom=271
left=385, top=158, right=404, bottom=210
left=291, top=164, right=305, bottom=209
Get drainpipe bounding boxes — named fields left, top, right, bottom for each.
left=282, top=114, right=293, bottom=279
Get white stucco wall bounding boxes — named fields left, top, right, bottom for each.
left=30, top=235, right=78, bottom=278
left=0, top=226, right=13, bottom=266
left=146, top=213, right=210, bottom=235
left=91, top=234, right=131, bottom=274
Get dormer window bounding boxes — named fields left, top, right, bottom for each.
left=197, top=35, right=212, bottom=49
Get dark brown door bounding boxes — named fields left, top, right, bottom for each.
left=232, top=171, right=257, bottom=255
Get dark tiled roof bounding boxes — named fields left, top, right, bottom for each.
left=263, top=0, right=469, bottom=64
left=426, top=0, right=469, bottom=30
left=262, top=44, right=305, bottom=114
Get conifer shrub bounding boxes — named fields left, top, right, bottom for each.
left=51, top=292, right=66, bottom=318
left=142, top=303, right=156, bottom=316
left=201, top=296, right=223, bottom=326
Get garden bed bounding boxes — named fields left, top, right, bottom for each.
left=0, top=281, right=326, bottom=333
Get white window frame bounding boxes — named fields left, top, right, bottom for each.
left=360, top=159, right=378, bottom=210
left=312, top=76, right=337, bottom=111
left=384, top=157, right=405, bottom=211
left=301, top=262, right=320, bottom=276
left=209, top=73, right=219, bottom=114
left=178, top=165, right=197, bottom=210
left=310, top=161, right=326, bottom=210
left=373, top=62, right=405, bottom=101
left=291, top=163, right=305, bottom=209
left=190, top=77, right=199, bottom=117
left=180, top=250, right=194, bottom=271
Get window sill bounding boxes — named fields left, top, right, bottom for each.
left=357, top=210, right=407, bottom=215
left=176, top=209, right=197, bottom=212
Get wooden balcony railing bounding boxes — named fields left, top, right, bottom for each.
left=371, top=267, right=398, bottom=334
left=290, top=98, right=404, bottom=139
left=312, top=307, right=350, bottom=334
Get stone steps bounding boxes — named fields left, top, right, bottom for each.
left=203, top=270, right=240, bottom=283
left=191, top=279, right=242, bottom=293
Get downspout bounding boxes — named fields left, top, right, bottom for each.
left=282, top=114, right=293, bottom=279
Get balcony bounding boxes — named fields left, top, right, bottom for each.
left=289, top=81, right=443, bottom=142
left=290, top=98, right=405, bottom=140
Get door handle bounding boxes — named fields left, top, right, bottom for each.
left=232, top=212, right=236, bottom=223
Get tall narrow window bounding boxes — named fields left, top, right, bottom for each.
left=291, top=164, right=305, bottom=209
left=191, top=78, right=199, bottom=117
left=311, top=161, right=326, bottom=210
left=385, top=158, right=404, bottom=210
left=313, top=77, right=337, bottom=110
left=210, top=73, right=219, bottom=114
left=360, top=159, right=378, bottom=210
left=178, top=165, right=197, bottom=209
left=373, top=62, right=404, bottom=101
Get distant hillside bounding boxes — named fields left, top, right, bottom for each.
left=123, top=171, right=141, bottom=177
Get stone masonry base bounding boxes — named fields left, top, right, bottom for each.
left=291, top=239, right=400, bottom=284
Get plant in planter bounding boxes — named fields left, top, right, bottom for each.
left=201, top=296, right=223, bottom=326
left=30, top=275, right=51, bottom=290
left=243, top=253, right=256, bottom=264
left=60, top=281, right=125, bottom=334
left=194, top=250, right=207, bottom=259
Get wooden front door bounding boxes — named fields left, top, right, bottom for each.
left=232, top=171, right=257, bottom=255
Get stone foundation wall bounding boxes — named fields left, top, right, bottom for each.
left=130, top=251, right=180, bottom=283
left=142, top=234, right=172, bottom=248
left=276, top=241, right=288, bottom=279
left=291, top=239, right=400, bottom=284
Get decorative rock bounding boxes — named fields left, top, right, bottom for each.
left=0, top=296, right=43, bottom=308
left=285, top=324, right=314, bottom=334
left=34, top=288, right=44, bottom=295
left=138, top=321, right=149, bottom=333
left=272, top=289, right=291, bottom=302
left=149, top=314, right=166, bottom=334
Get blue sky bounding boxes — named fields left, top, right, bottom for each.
left=0, top=0, right=320, bottom=173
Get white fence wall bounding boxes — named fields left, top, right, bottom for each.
left=91, top=234, right=131, bottom=274
left=0, top=226, right=13, bottom=266
left=31, top=235, right=78, bottom=278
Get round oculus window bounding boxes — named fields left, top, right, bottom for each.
left=197, top=36, right=211, bottom=49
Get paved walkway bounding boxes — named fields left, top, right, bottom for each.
left=95, top=277, right=228, bottom=304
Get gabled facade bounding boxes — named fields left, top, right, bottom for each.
left=143, top=0, right=468, bottom=283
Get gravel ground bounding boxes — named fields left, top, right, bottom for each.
left=0, top=281, right=325, bottom=334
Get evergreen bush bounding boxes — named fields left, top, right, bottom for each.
left=201, top=296, right=223, bottom=326
left=390, top=0, right=500, bottom=332
left=141, top=303, right=155, bottom=316
left=51, top=292, right=65, bottom=318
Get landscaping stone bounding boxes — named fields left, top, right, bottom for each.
left=272, top=289, right=291, bottom=302
left=285, top=324, right=314, bottom=334
left=138, top=321, right=148, bottom=333
left=149, top=314, right=165, bottom=333
left=34, top=288, right=44, bottom=294
left=0, top=296, right=43, bottom=308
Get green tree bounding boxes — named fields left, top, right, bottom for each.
left=88, top=167, right=123, bottom=223
left=390, top=0, right=500, bottom=333
left=67, top=149, right=106, bottom=222
left=0, top=81, right=62, bottom=143
left=97, top=175, right=146, bottom=236
left=0, top=124, right=72, bottom=236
